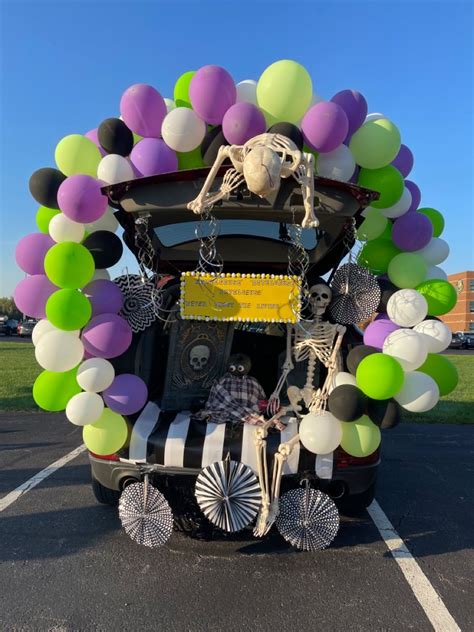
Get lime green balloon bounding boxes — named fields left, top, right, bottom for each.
left=44, top=242, right=95, bottom=289
left=349, top=118, right=401, bottom=169
left=33, top=368, right=81, bottom=412
left=356, top=353, right=404, bottom=400
left=418, top=354, right=458, bottom=396
left=178, top=147, right=205, bottom=170
left=378, top=221, right=393, bottom=240
left=83, top=408, right=128, bottom=455
left=357, top=208, right=388, bottom=241
left=256, top=60, right=312, bottom=125
left=417, top=207, right=445, bottom=237
left=416, top=279, right=457, bottom=315
left=174, top=71, right=196, bottom=108
left=358, top=165, right=404, bottom=209
left=46, top=289, right=92, bottom=330
left=388, top=253, right=427, bottom=289
left=132, top=132, right=142, bottom=145
left=358, top=238, right=400, bottom=274
left=55, top=134, right=102, bottom=177
left=36, top=206, right=60, bottom=234
left=340, top=415, right=381, bottom=457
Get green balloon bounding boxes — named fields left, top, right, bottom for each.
left=33, top=368, right=81, bottom=412
left=83, top=408, right=129, bottom=455
left=256, top=60, right=312, bottom=125
left=357, top=208, right=388, bottom=241
left=46, top=289, right=92, bottom=330
left=36, top=206, right=60, bottom=234
left=388, top=252, right=427, bottom=289
left=356, top=353, right=404, bottom=400
left=132, top=132, right=142, bottom=145
left=417, top=207, right=445, bottom=237
left=178, top=147, right=205, bottom=170
left=418, top=354, right=458, bottom=396
left=358, top=165, right=404, bottom=209
left=340, top=415, right=381, bottom=457
left=174, top=71, right=196, bottom=108
left=55, top=134, right=102, bottom=177
left=378, top=221, right=393, bottom=240
left=416, top=279, right=457, bottom=315
left=358, top=238, right=400, bottom=274
left=349, top=119, right=401, bottom=169
left=44, top=242, right=95, bottom=289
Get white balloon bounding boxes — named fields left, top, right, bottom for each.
left=395, top=372, right=439, bottom=412
left=49, top=213, right=85, bottom=243
left=32, top=319, right=79, bottom=346
left=35, top=330, right=84, bottom=372
left=316, top=145, right=355, bottom=182
left=66, top=391, right=104, bottom=426
left=164, top=97, right=176, bottom=113
left=236, top=80, right=258, bottom=105
left=364, top=112, right=385, bottom=123
left=425, top=265, right=448, bottom=281
left=77, top=357, right=115, bottom=392
left=161, top=107, right=206, bottom=152
left=387, top=289, right=428, bottom=327
left=91, top=268, right=110, bottom=281
left=86, top=207, right=119, bottom=234
left=379, top=187, right=412, bottom=219
left=414, top=319, right=452, bottom=353
left=334, top=371, right=358, bottom=387
left=383, top=328, right=428, bottom=371
left=299, top=411, right=343, bottom=454
left=416, top=238, right=450, bottom=265
left=97, top=154, right=134, bottom=185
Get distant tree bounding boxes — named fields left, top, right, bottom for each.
left=0, top=297, right=22, bottom=320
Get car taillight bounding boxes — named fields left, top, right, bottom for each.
left=88, top=451, right=120, bottom=461
left=334, top=446, right=380, bottom=468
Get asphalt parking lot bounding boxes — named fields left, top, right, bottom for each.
left=0, top=412, right=472, bottom=632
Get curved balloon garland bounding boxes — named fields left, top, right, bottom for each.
left=15, top=59, right=458, bottom=461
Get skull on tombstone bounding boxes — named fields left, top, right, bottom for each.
left=308, top=283, right=332, bottom=317
left=189, top=345, right=210, bottom=372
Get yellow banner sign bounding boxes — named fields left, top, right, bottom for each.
left=180, top=272, right=301, bottom=323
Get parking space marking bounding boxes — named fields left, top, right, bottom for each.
left=368, top=500, right=461, bottom=632
left=0, top=444, right=86, bottom=513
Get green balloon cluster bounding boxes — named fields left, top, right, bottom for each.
left=55, top=134, right=102, bottom=177
left=46, top=289, right=92, bottom=330
left=256, top=60, right=312, bottom=125
left=358, top=238, right=400, bottom=274
left=33, top=368, right=81, bottom=412
left=44, top=242, right=95, bottom=289
left=419, top=354, right=458, bottom=396
left=388, top=253, right=428, bottom=289
left=356, top=353, right=404, bottom=400
left=358, top=165, right=404, bottom=209
left=350, top=119, right=401, bottom=169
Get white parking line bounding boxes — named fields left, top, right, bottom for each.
left=368, top=500, right=461, bottom=632
left=0, top=444, right=86, bottom=513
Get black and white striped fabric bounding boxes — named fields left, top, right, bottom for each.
left=128, top=402, right=334, bottom=479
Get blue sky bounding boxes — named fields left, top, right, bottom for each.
left=1, top=0, right=472, bottom=296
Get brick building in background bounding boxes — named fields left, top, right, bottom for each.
left=440, top=271, right=474, bottom=332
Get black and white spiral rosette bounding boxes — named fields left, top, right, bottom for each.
left=195, top=457, right=261, bottom=533
left=275, top=485, right=339, bottom=551
left=329, top=263, right=381, bottom=325
left=114, top=274, right=161, bottom=332
left=119, top=480, right=174, bottom=547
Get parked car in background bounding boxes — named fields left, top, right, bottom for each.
left=0, top=318, right=19, bottom=336
left=449, top=332, right=465, bottom=349
left=462, top=333, right=474, bottom=349
left=17, top=320, right=36, bottom=337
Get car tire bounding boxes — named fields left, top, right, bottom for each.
left=337, top=482, right=376, bottom=516
left=91, top=476, right=121, bottom=506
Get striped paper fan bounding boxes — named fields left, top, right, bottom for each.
left=329, top=263, right=381, bottom=325
left=114, top=274, right=160, bottom=333
left=195, top=457, right=261, bottom=533
left=119, top=481, right=174, bottom=547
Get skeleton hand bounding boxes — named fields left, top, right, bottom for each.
left=220, top=169, right=244, bottom=197
left=187, top=196, right=207, bottom=214
left=336, top=324, right=347, bottom=335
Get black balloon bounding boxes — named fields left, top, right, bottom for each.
left=267, top=122, right=304, bottom=150
left=367, top=398, right=401, bottom=429
left=346, top=344, right=378, bottom=375
left=98, top=118, right=134, bottom=156
left=376, top=278, right=398, bottom=313
left=328, top=385, right=367, bottom=422
left=201, top=126, right=230, bottom=166
left=83, top=231, right=123, bottom=269
left=29, top=167, right=66, bottom=209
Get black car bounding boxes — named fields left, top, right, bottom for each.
left=463, top=333, right=474, bottom=349
left=449, top=332, right=465, bottom=349
left=0, top=318, right=19, bottom=336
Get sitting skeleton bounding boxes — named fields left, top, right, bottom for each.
left=187, top=133, right=319, bottom=229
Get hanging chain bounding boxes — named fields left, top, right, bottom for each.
left=133, top=215, right=166, bottom=320
left=287, top=210, right=310, bottom=321
left=194, top=204, right=223, bottom=276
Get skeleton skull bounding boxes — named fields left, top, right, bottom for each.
left=242, top=146, right=282, bottom=198
left=189, top=345, right=210, bottom=371
left=308, top=283, right=332, bottom=317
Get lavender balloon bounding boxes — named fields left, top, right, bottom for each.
left=14, top=274, right=57, bottom=319
left=120, top=84, right=167, bottom=138
left=85, top=129, right=106, bottom=157
left=391, top=144, right=414, bottom=177
left=330, top=90, right=367, bottom=136
left=222, top=102, right=266, bottom=145
left=405, top=180, right=421, bottom=212
left=102, top=373, right=148, bottom=415
left=58, top=175, right=108, bottom=223
left=392, top=212, right=433, bottom=252
left=363, top=318, right=400, bottom=349
left=130, top=138, right=178, bottom=177
left=82, top=313, right=132, bottom=359
left=302, top=102, right=349, bottom=153
left=15, top=233, right=54, bottom=275
left=189, top=65, right=236, bottom=125
left=83, top=279, right=123, bottom=316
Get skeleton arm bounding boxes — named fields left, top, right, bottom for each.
left=267, top=324, right=294, bottom=415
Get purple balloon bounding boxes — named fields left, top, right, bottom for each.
left=102, top=373, right=148, bottom=415
left=85, top=129, right=106, bottom=157
left=363, top=318, right=400, bottom=349
left=189, top=65, right=236, bottom=125
left=14, top=274, right=57, bottom=319
left=130, top=138, right=178, bottom=177
left=330, top=90, right=367, bottom=137
left=302, top=102, right=349, bottom=153
left=392, top=212, right=433, bottom=252
left=222, top=102, right=266, bottom=145
left=58, top=175, right=108, bottom=223
left=391, top=144, right=414, bottom=178
left=15, top=233, right=54, bottom=275
left=120, top=84, right=167, bottom=138
left=83, top=279, right=123, bottom=316
left=405, top=180, right=421, bottom=212
left=82, top=313, right=132, bottom=359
